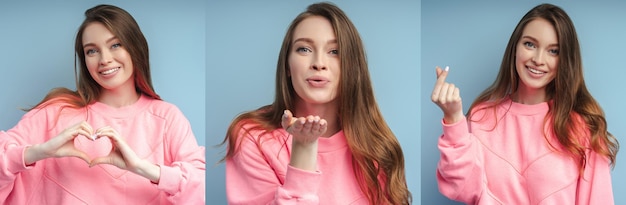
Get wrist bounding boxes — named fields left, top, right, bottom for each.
left=290, top=140, right=318, bottom=171
left=135, top=160, right=161, bottom=183
left=443, top=112, right=465, bottom=124
left=24, top=144, right=47, bottom=165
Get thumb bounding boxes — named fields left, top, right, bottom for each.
left=72, top=152, right=91, bottom=165
left=89, top=157, right=111, bottom=167
left=281, top=110, right=296, bottom=129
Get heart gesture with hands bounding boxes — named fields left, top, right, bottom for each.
left=88, top=126, right=161, bottom=183
left=25, top=121, right=160, bottom=183
left=88, top=126, right=142, bottom=170
left=431, top=66, right=465, bottom=124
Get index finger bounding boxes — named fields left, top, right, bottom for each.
left=434, top=66, right=450, bottom=87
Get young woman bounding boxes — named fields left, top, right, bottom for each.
left=0, top=5, right=205, bottom=204
left=431, top=3, right=619, bottom=204
left=222, top=2, right=411, bottom=205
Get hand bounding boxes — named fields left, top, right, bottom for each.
left=281, top=110, right=327, bottom=145
left=89, top=126, right=160, bottom=182
left=281, top=110, right=327, bottom=171
left=25, top=121, right=93, bottom=165
left=431, top=66, right=464, bottom=124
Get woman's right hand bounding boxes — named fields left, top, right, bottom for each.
left=281, top=110, right=327, bottom=144
left=24, top=121, right=93, bottom=165
left=431, top=66, right=464, bottom=124
left=281, top=110, right=327, bottom=171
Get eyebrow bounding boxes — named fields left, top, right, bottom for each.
left=293, top=38, right=337, bottom=45
left=521, top=35, right=558, bottom=47
left=83, top=36, right=119, bottom=48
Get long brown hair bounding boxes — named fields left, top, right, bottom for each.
left=28, top=4, right=160, bottom=111
left=468, top=3, right=618, bottom=175
left=221, top=2, right=411, bottom=204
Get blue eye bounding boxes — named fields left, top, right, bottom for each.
left=549, top=49, right=559, bottom=55
left=296, top=47, right=311, bottom=53
left=524, top=42, right=535, bottom=48
left=85, top=49, right=97, bottom=55
left=111, top=43, right=122, bottom=49
left=329, top=49, right=338, bottom=55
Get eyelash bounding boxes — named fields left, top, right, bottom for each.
left=84, top=43, right=122, bottom=55
left=523, top=41, right=558, bottom=55
left=295, top=47, right=339, bottom=55
left=524, top=41, right=535, bottom=48
left=296, top=47, right=311, bottom=53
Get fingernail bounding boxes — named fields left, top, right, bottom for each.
left=445, top=66, right=450, bottom=72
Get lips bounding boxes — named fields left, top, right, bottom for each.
left=306, top=76, right=329, bottom=87
left=526, top=66, right=547, bottom=75
left=100, top=67, right=120, bottom=75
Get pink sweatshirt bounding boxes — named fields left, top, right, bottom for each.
left=0, top=95, right=205, bottom=205
left=226, top=125, right=368, bottom=204
left=437, top=98, right=614, bottom=204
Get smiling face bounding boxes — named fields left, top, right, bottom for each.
left=82, top=22, right=135, bottom=94
left=288, top=15, right=341, bottom=107
left=515, top=18, right=559, bottom=95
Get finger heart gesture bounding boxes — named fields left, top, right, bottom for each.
left=431, top=66, right=465, bottom=124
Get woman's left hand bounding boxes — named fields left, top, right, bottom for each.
left=89, top=126, right=161, bottom=183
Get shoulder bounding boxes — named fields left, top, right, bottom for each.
left=236, top=121, right=287, bottom=145
left=23, top=101, right=82, bottom=120
left=142, top=98, right=187, bottom=120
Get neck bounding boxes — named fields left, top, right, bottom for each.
left=294, top=99, right=340, bottom=138
left=99, top=85, right=140, bottom=108
left=512, top=85, right=548, bottom=105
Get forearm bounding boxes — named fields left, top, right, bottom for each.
left=24, top=144, right=47, bottom=165
left=289, top=141, right=318, bottom=171
left=437, top=117, right=484, bottom=202
left=134, top=160, right=161, bottom=183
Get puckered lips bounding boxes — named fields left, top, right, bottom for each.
left=306, top=75, right=330, bottom=88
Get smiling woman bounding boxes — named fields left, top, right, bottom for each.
left=0, top=4, right=205, bottom=205
left=430, top=3, right=619, bottom=204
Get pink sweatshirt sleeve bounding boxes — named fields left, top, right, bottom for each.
left=0, top=108, right=49, bottom=201
left=157, top=106, right=206, bottom=204
left=226, top=131, right=321, bottom=205
left=436, top=117, right=486, bottom=204
left=576, top=149, right=614, bottom=204
left=0, top=138, right=32, bottom=200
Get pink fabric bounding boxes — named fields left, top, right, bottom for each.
left=226, top=127, right=368, bottom=204
left=437, top=98, right=614, bottom=204
left=0, top=95, right=205, bottom=205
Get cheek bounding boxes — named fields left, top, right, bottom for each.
left=288, top=55, right=306, bottom=77
left=85, top=57, right=99, bottom=71
left=549, top=57, right=559, bottom=70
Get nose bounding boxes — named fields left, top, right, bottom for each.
left=99, top=49, right=113, bottom=65
left=311, top=53, right=327, bottom=71
left=531, top=50, right=545, bottom=66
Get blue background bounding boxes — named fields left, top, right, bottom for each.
left=0, top=0, right=206, bottom=184
left=207, top=0, right=420, bottom=204
left=2, top=1, right=624, bottom=204
left=421, top=1, right=626, bottom=204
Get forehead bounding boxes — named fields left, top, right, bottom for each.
left=521, top=18, right=558, bottom=43
left=292, top=15, right=336, bottom=41
left=82, top=22, right=115, bottom=44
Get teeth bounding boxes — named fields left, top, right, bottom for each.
left=101, top=67, right=119, bottom=75
left=527, top=67, right=545, bottom=74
